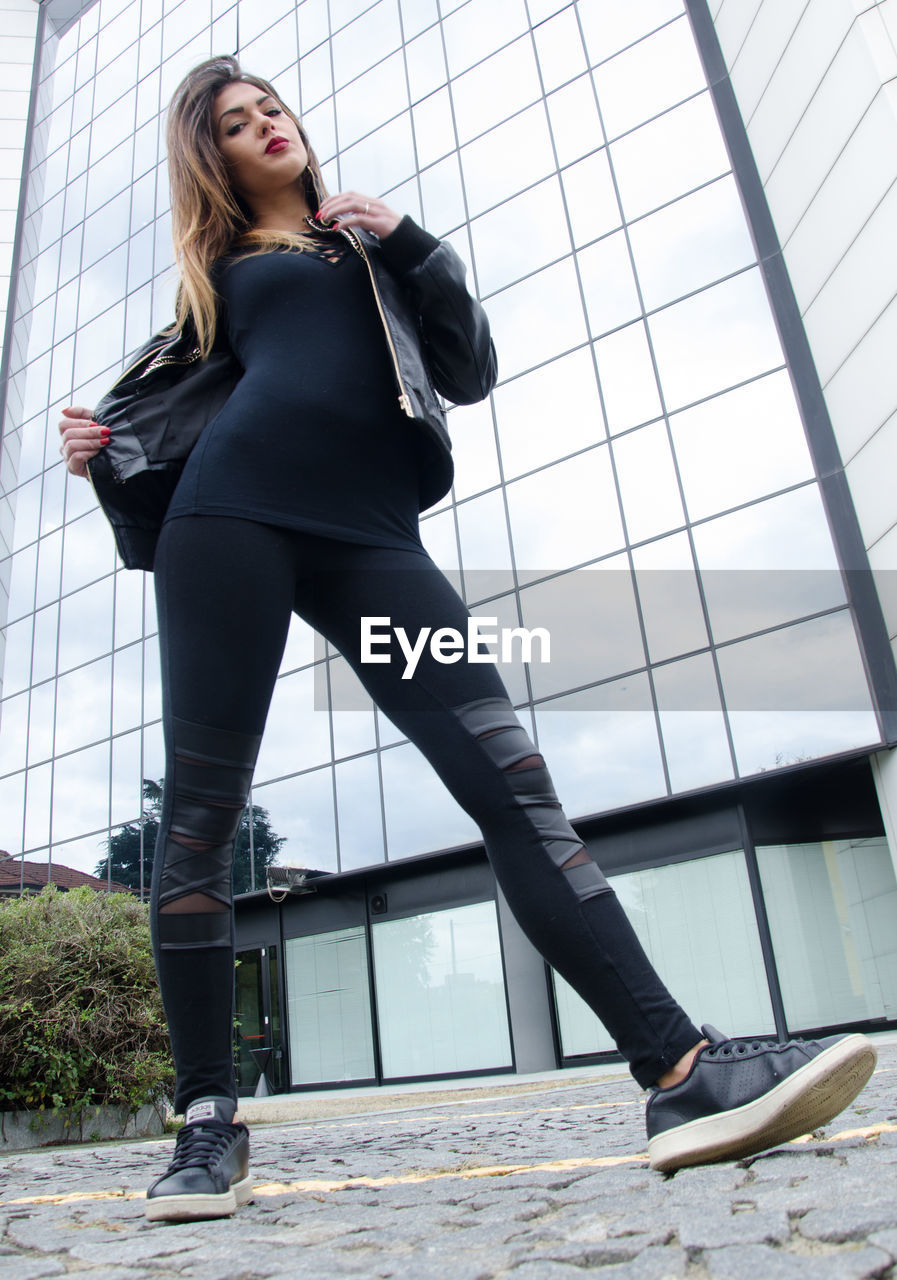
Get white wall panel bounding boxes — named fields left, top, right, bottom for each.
left=824, top=291, right=897, bottom=460
left=802, top=176, right=897, bottom=384
left=780, top=87, right=897, bottom=299
left=727, top=0, right=811, bottom=119
left=845, top=412, right=897, bottom=549
left=713, top=0, right=897, bottom=688
left=746, top=0, right=856, bottom=181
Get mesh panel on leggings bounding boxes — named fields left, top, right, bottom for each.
left=156, top=717, right=261, bottom=949
left=452, top=696, right=609, bottom=903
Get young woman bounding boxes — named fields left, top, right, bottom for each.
left=59, top=57, right=875, bottom=1222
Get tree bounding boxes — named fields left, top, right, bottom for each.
left=95, top=779, right=286, bottom=898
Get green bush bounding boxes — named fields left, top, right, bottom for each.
left=0, top=886, right=174, bottom=1114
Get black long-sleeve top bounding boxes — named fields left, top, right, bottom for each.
left=163, top=230, right=427, bottom=551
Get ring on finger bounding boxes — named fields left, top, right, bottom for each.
left=363, top=201, right=370, bottom=215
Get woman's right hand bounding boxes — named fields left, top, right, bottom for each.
left=58, top=406, right=109, bottom=478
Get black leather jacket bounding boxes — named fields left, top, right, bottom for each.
left=88, top=216, right=497, bottom=570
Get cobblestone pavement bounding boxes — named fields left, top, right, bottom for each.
left=0, top=1044, right=895, bottom=1279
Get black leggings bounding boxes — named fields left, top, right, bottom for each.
left=151, top=516, right=700, bottom=1109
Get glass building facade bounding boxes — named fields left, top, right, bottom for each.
left=1, top=0, right=896, bottom=1086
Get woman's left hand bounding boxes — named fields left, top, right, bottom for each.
left=316, top=192, right=401, bottom=238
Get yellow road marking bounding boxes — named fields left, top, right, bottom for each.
left=2, top=1119, right=894, bottom=1209
left=306, top=1098, right=641, bottom=1131
left=789, top=1121, right=897, bottom=1144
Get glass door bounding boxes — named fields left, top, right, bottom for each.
left=235, top=945, right=284, bottom=1094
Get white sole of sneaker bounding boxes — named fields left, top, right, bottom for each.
left=647, top=1034, right=877, bottom=1174
left=144, top=1173, right=254, bottom=1222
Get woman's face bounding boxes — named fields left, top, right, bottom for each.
left=213, top=81, right=309, bottom=206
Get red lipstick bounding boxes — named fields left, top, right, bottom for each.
left=265, top=137, right=288, bottom=154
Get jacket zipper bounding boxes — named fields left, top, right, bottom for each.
left=106, top=342, right=199, bottom=392
left=308, top=217, right=413, bottom=418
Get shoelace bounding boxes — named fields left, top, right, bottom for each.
left=705, top=1035, right=804, bottom=1058
left=167, top=1121, right=238, bottom=1172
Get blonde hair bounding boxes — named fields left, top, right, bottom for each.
left=166, top=56, right=328, bottom=356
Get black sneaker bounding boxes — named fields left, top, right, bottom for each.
left=145, top=1097, right=252, bottom=1222
left=646, top=1024, right=877, bottom=1173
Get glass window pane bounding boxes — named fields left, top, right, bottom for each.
left=592, top=15, right=705, bottom=139
left=419, top=507, right=460, bottom=574
left=405, top=24, right=446, bottom=103
left=553, top=849, right=775, bottom=1057
left=694, top=487, right=845, bottom=644
left=331, top=0, right=402, bottom=88
left=0, top=771, right=26, bottom=852
left=442, top=0, right=528, bottom=78
left=335, top=753, right=385, bottom=870
left=610, top=93, right=730, bottom=222
left=24, top=762, right=52, bottom=852
left=1, top=616, right=33, bottom=697
left=112, top=643, right=143, bottom=735
left=649, top=270, right=785, bottom=412
left=381, top=740, right=478, bottom=857
left=447, top=399, right=501, bottom=501
left=594, top=320, right=662, bottom=435
left=336, top=52, right=407, bottom=151
left=58, top=576, right=114, bottom=672
left=520, top=561, right=645, bottom=699
left=299, top=42, right=332, bottom=111
left=654, top=652, right=734, bottom=793
left=28, top=680, right=56, bottom=766
left=110, top=729, right=142, bottom=827
left=506, top=448, right=624, bottom=575
left=239, top=11, right=300, bottom=80
left=401, top=0, right=438, bottom=42
left=255, top=668, right=332, bottom=784
left=328, top=657, right=377, bottom=750
left=671, top=372, right=815, bottom=522
left=487, top=258, right=587, bottom=380
left=339, top=112, right=415, bottom=197
left=0, top=693, right=29, bottom=776
left=52, top=740, right=111, bottom=843
left=548, top=75, right=604, bottom=168
left=61, top=508, right=117, bottom=596
left=633, top=532, right=708, bottom=664
left=419, top=152, right=468, bottom=236
left=630, top=176, right=756, bottom=311
left=471, top=178, right=569, bottom=296
left=494, top=348, right=606, bottom=480
left=460, top=588, right=530, bottom=705
left=578, top=231, right=641, bottom=337
left=460, top=104, right=555, bottom=217
left=411, top=86, right=456, bottom=169
left=613, top=421, right=685, bottom=545
left=534, top=673, right=665, bottom=816
left=252, top=768, right=338, bottom=874
left=31, top=604, right=59, bottom=685
left=578, top=0, right=685, bottom=67
left=561, top=149, right=620, bottom=247
left=456, top=489, right=512, bottom=580
left=450, top=36, right=541, bottom=144
left=286, top=927, right=376, bottom=1084
left=54, top=656, right=112, bottom=755
left=533, top=7, right=587, bottom=93
left=373, top=900, right=513, bottom=1077
left=721, top=613, right=880, bottom=775
left=757, top=838, right=897, bottom=1028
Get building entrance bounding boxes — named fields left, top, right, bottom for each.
left=234, top=944, right=284, bottom=1095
